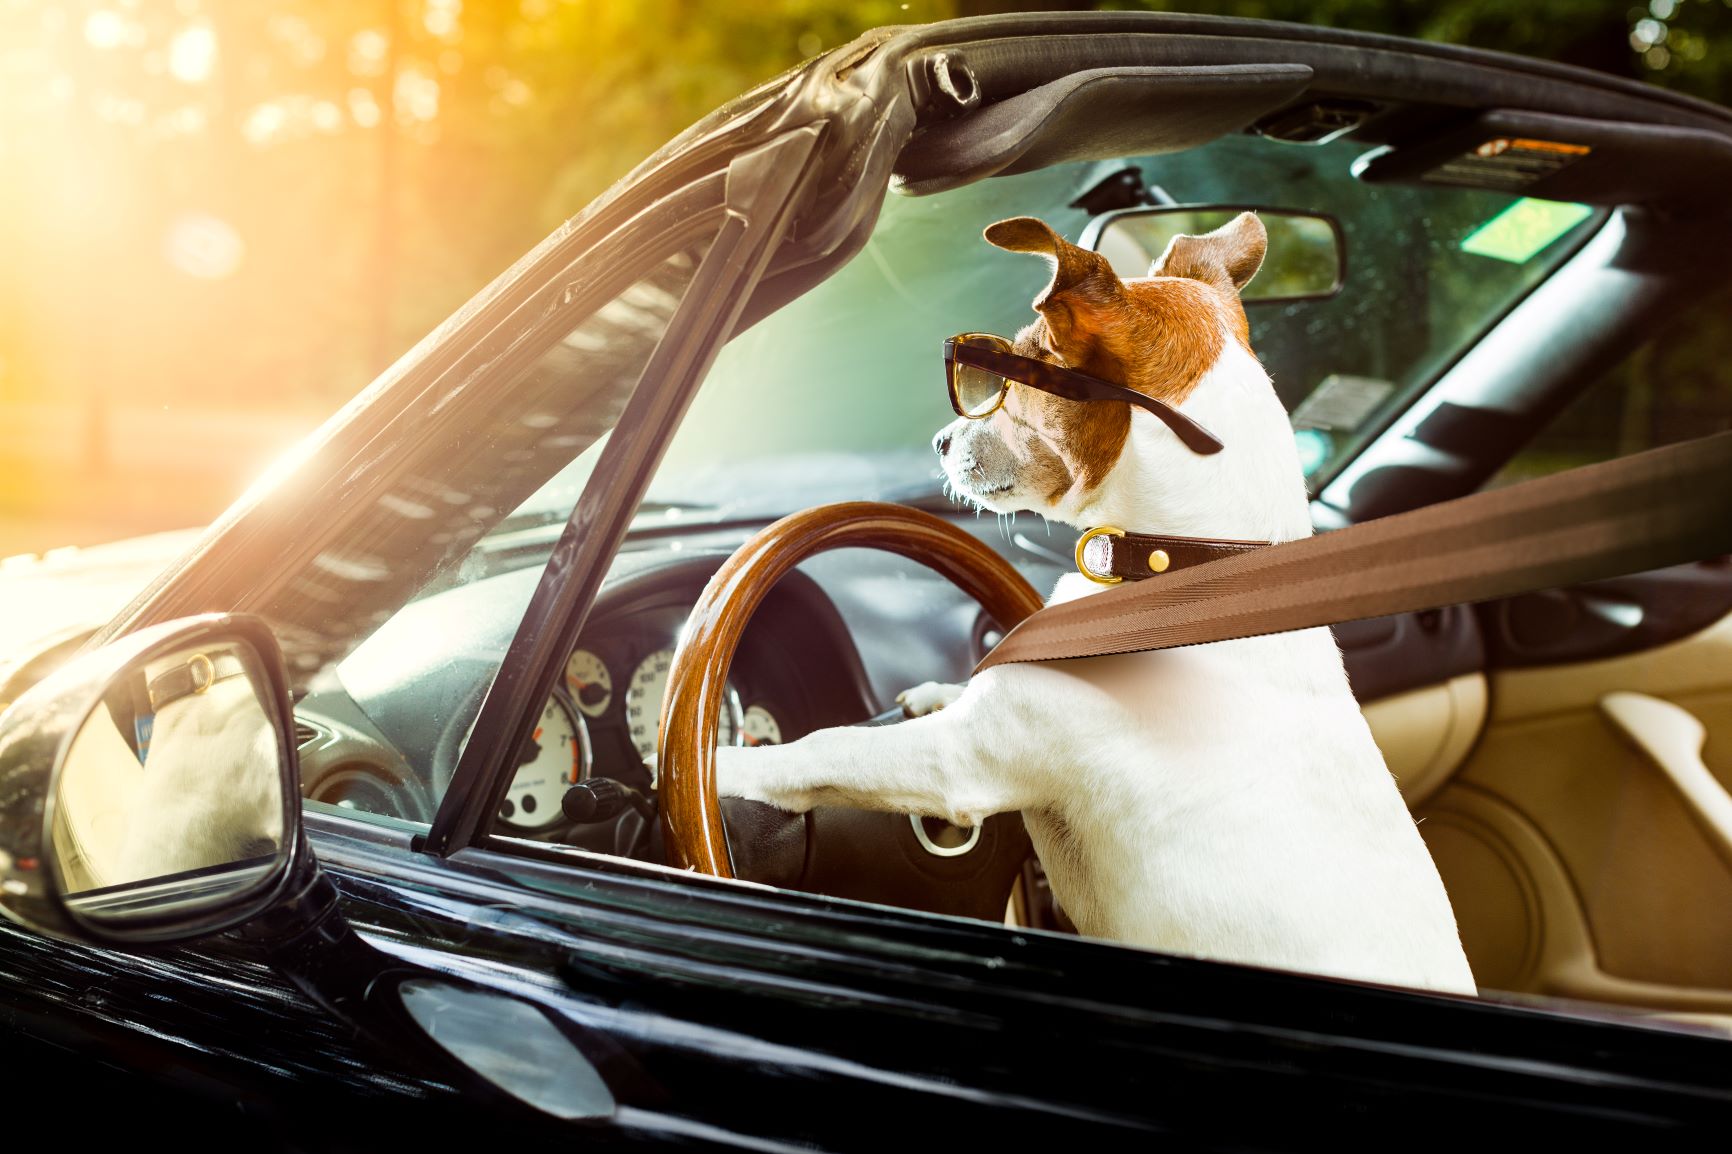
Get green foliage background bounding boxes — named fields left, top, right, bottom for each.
left=0, top=1, right=1725, bottom=542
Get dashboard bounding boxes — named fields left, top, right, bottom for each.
left=487, top=575, right=871, bottom=855
left=291, top=538, right=916, bottom=856
left=284, top=509, right=1530, bottom=923
left=285, top=519, right=1041, bottom=922
left=269, top=509, right=1036, bottom=925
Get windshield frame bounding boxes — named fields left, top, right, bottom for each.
left=424, top=127, right=827, bottom=855
left=94, top=169, right=730, bottom=647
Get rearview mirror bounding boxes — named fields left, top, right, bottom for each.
left=0, top=615, right=302, bottom=944
left=1083, top=206, right=1345, bottom=303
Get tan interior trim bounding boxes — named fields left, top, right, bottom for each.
left=1491, top=610, right=1732, bottom=723
left=1360, top=673, right=1487, bottom=809
left=1005, top=875, right=1027, bottom=928
left=1646, top=1012, right=1732, bottom=1038
left=1600, top=691, right=1732, bottom=875
left=1422, top=784, right=1732, bottom=1015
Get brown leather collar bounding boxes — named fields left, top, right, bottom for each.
left=1075, top=526, right=1270, bottom=584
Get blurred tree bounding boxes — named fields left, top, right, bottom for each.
left=0, top=0, right=975, bottom=417
left=0, top=0, right=1724, bottom=475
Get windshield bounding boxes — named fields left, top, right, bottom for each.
left=253, top=233, right=714, bottom=691
left=248, top=123, right=1613, bottom=845
left=634, top=132, right=1600, bottom=519
left=247, top=131, right=1608, bottom=698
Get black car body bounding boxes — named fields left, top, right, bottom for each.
left=3, top=12, right=1732, bottom=1147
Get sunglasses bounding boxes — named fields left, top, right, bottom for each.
left=943, top=333, right=1224, bottom=455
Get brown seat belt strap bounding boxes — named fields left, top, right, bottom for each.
left=976, top=431, right=1732, bottom=673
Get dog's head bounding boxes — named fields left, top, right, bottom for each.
left=935, top=212, right=1266, bottom=521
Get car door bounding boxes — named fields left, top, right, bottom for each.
left=1404, top=292, right=1732, bottom=1021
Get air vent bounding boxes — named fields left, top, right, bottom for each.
left=294, top=721, right=322, bottom=748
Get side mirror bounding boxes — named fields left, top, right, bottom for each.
left=1082, top=205, right=1345, bottom=303
left=0, top=613, right=625, bottom=1119
left=0, top=614, right=302, bottom=945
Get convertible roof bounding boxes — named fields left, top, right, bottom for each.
left=716, top=12, right=1732, bottom=340
left=876, top=13, right=1732, bottom=211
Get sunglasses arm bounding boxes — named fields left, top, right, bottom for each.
left=948, top=341, right=1224, bottom=455
left=1125, top=395, right=1225, bottom=456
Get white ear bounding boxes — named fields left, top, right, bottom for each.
left=1148, top=211, right=1267, bottom=293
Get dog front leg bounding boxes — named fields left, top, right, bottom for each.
left=714, top=707, right=1020, bottom=830
left=896, top=681, right=965, bottom=718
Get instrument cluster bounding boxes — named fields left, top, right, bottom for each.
left=495, top=624, right=787, bottom=834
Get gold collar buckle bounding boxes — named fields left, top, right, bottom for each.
left=1075, top=525, right=1125, bottom=585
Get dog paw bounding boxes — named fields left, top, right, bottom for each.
left=712, top=745, right=808, bottom=811
left=896, top=681, right=965, bottom=718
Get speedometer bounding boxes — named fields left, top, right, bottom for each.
left=742, top=704, right=782, bottom=746
left=564, top=649, right=612, bottom=717
left=624, top=647, right=742, bottom=780
left=497, top=695, right=588, bottom=830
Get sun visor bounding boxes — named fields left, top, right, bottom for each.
left=893, top=64, right=1314, bottom=197
left=1353, top=110, right=1732, bottom=212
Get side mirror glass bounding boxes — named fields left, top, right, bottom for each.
left=0, top=615, right=301, bottom=944
left=1084, top=206, right=1345, bottom=303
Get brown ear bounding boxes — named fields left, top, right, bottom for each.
left=1148, top=211, right=1266, bottom=294
left=984, top=216, right=1125, bottom=364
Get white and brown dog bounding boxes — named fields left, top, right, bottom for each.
left=716, top=213, right=1475, bottom=994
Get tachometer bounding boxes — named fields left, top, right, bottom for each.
left=625, top=647, right=741, bottom=780
left=564, top=648, right=613, bottom=717
left=742, top=704, right=782, bottom=747
left=498, top=695, right=588, bottom=829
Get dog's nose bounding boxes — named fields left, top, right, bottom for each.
left=933, top=429, right=952, bottom=457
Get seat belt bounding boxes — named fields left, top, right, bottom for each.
left=976, top=430, right=1732, bottom=672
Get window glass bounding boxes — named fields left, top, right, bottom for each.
left=273, top=236, right=714, bottom=827
left=1488, top=281, right=1732, bottom=487
left=647, top=133, right=1601, bottom=514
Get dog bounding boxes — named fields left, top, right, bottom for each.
left=715, top=212, right=1475, bottom=994
left=55, top=651, right=284, bottom=891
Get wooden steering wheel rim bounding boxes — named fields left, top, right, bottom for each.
left=657, top=501, right=1045, bottom=876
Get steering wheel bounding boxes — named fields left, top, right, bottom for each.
left=657, top=501, right=1045, bottom=877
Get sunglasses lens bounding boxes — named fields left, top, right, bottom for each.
left=953, top=362, right=1006, bottom=417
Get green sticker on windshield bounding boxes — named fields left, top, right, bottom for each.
left=1460, top=198, right=1593, bottom=263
